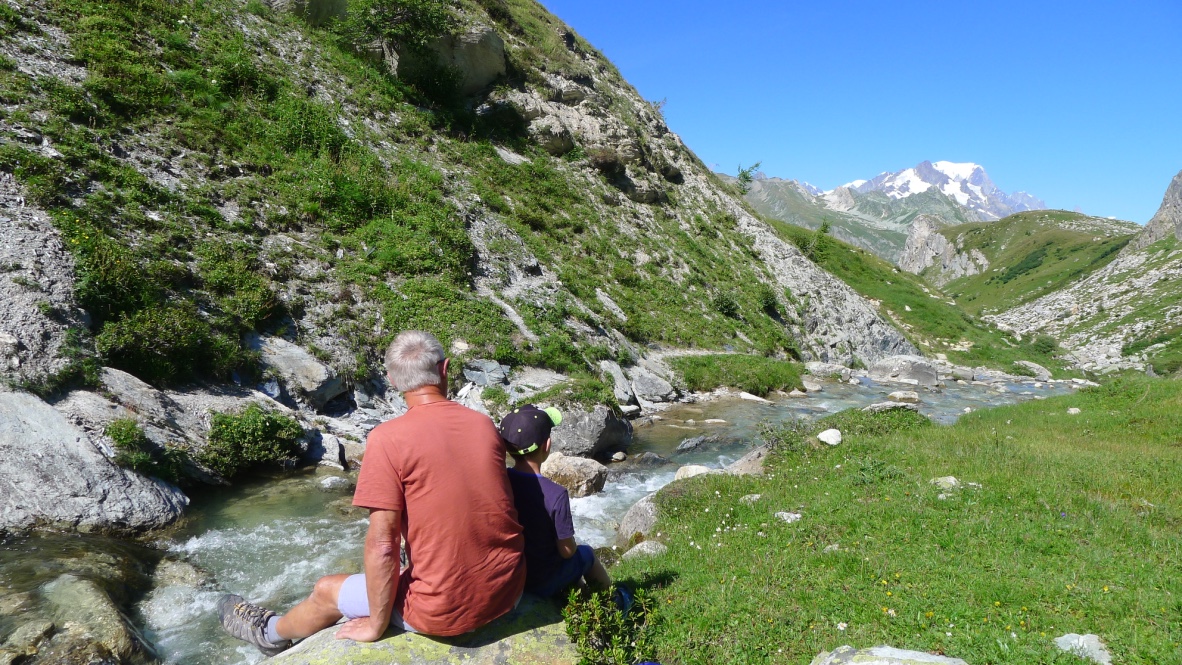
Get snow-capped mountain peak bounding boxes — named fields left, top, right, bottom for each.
left=845, top=161, right=1044, bottom=221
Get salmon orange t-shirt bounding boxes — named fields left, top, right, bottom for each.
left=352, top=400, right=526, bottom=636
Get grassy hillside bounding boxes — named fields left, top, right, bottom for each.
left=614, top=376, right=1182, bottom=664
left=932, top=211, right=1139, bottom=316
left=764, top=218, right=1070, bottom=375
left=0, top=0, right=821, bottom=396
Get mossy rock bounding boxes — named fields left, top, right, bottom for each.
left=270, top=594, right=576, bottom=664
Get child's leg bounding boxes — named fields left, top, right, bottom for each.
left=584, top=551, right=611, bottom=591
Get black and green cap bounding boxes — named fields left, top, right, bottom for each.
left=499, top=404, right=562, bottom=456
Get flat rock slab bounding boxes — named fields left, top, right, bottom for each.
left=1054, top=633, right=1112, bottom=665
left=811, top=645, right=968, bottom=664
left=271, top=594, right=576, bottom=664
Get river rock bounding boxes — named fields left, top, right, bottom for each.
left=42, top=574, right=136, bottom=661
left=0, top=392, right=189, bottom=534
left=611, top=451, right=627, bottom=462
left=887, top=390, right=920, bottom=403
left=1013, top=360, right=1052, bottom=381
left=674, top=464, right=712, bottom=481
left=727, top=444, right=771, bottom=476
left=869, top=355, right=938, bottom=387
left=599, top=360, right=637, bottom=406
left=541, top=452, right=608, bottom=497
left=550, top=406, right=632, bottom=458
left=676, top=434, right=719, bottom=453
left=2, top=620, right=54, bottom=654
left=803, top=379, right=824, bottom=392
left=739, top=392, right=772, bottom=403
left=1054, top=633, right=1112, bottom=665
left=810, top=645, right=969, bottom=664
left=805, top=361, right=848, bottom=378
left=302, top=430, right=346, bottom=469
left=270, top=593, right=574, bottom=664
left=817, top=429, right=842, bottom=446
left=629, top=451, right=670, bottom=466
left=246, top=334, right=346, bottom=410
left=616, top=492, right=659, bottom=547
left=621, top=540, right=668, bottom=560
left=862, top=402, right=920, bottom=414
left=628, top=366, right=677, bottom=402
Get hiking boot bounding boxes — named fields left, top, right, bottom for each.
left=216, top=594, right=292, bottom=657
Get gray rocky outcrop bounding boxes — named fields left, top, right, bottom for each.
left=615, top=491, right=658, bottom=547
left=270, top=593, right=575, bottom=664
left=810, top=645, right=968, bottom=665
left=549, top=406, right=631, bottom=458
left=0, top=392, right=189, bottom=534
left=541, top=452, right=608, bottom=497
left=422, top=27, right=506, bottom=96
left=898, top=214, right=990, bottom=284
left=727, top=444, right=771, bottom=476
left=870, top=355, right=938, bottom=386
left=621, top=540, right=667, bottom=560
left=1054, top=633, right=1112, bottom=665
left=628, top=365, right=677, bottom=402
left=246, top=334, right=347, bottom=410
left=462, top=359, right=510, bottom=386
left=862, top=402, right=920, bottom=414
left=0, top=172, right=87, bottom=388
left=1013, top=360, right=1052, bottom=381
left=599, top=360, right=637, bottom=406
left=1126, top=169, right=1182, bottom=252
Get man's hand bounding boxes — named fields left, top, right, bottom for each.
left=335, top=616, right=386, bottom=642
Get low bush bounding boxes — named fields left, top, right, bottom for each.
left=106, top=418, right=188, bottom=484
left=95, top=304, right=245, bottom=385
left=563, top=587, right=656, bottom=665
left=199, top=404, right=304, bottom=478
left=671, top=354, right=802, bottom=396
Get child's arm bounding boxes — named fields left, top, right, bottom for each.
left=557, top=537, right=577, bottom=559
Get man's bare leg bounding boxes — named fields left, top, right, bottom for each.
left=585, top=557, right=611, bottom=591
left=274, top=574, right=350, bottom=640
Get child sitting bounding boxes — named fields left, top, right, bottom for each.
left=499, top=404, right=616, bottom=599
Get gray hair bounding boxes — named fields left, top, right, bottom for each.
left=384, top=331, right=446, bottom=392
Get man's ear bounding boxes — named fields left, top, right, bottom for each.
left=543, top=437, right=552, bottom=453
left=440, top=357, right=450, bottom=385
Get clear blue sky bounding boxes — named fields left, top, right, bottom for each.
left=538, top=0, right=1182, bottom=223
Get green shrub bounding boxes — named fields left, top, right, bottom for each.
left=530, top=374, right=617, bottom=411
left=563, top=588, right=656, bottom=665
left=756, top=283, right=779, bottom=315
left=815, top=407, right=933, bottom=439
left=1030, top=334, right=1060, bottom=357
left=481, top=385, right=510, bottom=412
left=95, top=304, right=245, bottom=385
left=106, top=418, right=187, bottom=484
left=18, top=328, right=101, bottom=397
left=671, top=354, right=802, bottom=396
left=711, top=291, right=739, bottom=318
left=338, top=0, right=458, bottom=53
left=199, top=404, right=305, bottom=478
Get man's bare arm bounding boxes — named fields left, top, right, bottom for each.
left=557, top=536, right=577, bottom=559
left=335, top=508, right=401, bottom=642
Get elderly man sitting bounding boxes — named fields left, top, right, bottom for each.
left=217, top=330, right=526, bottom=655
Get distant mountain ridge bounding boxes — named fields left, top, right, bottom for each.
left=841, top=161, right=1046, bottom=221
left=737, top=161, right=1047, bottom=262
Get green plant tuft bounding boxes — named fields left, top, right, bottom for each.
left=199, top=404, right=305, bottom=478
left=563, top=587, right=657, bottom=665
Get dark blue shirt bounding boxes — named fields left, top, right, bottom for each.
left=506, top=468, right=574, bottom=590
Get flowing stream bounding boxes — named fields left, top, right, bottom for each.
left=0, top=377, right=1072, bottom=664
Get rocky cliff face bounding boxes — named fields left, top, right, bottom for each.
left=897, top=214, right=989, bottom=283
left=1126, top=170, right=1182, bottom=252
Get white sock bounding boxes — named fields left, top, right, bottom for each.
left=265, top=615, right=284, bottom=644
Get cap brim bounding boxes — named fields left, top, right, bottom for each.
left=543, top=406, right=562, bottom=426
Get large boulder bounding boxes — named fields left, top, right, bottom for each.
left=462, top=359, right=510, bottom=386
left=615, top=492, right=659, bottom=548
left=598, top=360, right=637, bottom=406
left=0, top=392, right=189, bottom=534
left=1013, top=360, right=1052, bottom=382
left=425, top=27, right=506, bottom=96
left=810, top=645, right=968, bottom=665
left=550, top=406, right=632, bottom=458
left=41, top=574, right=139, bottom=661
left=269, top=594, right=575, bottom=664
left=246, top=334, right=347, bottom=410
left=869, top=355, right=938, bottom=386
left=727, top=444, right=771, bottom=476
left=541, top=452, right=608, bottom=498
left=628, top=366, right=677, bottom=402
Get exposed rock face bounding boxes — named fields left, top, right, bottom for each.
left=869, top=355, right=938, bottom=386
left=598, top=360, right=637, bottom=406
left=423, top=27, right=506, bottom=97
left=246, top=334, right=347, bottom=410
left=0, top=172, right=87, bottom=388
left=549, top=406, right=631, bottom=458
left=899, top=214, right=989, bottom=284
left=269, top=594, right=576, bottom=665
left=540, top=452, right=607, bottom=497
left=621, top=540, right=667, bottom=560
left=810, top=645, right=968, bottom=665
left=727, top=444, right=771, bottom=476
left=1126, top=169, right=1182, bottom=252
left=1013, top=360, right=1051, bottom=381
left=0, top=392, right=189, bottom=533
